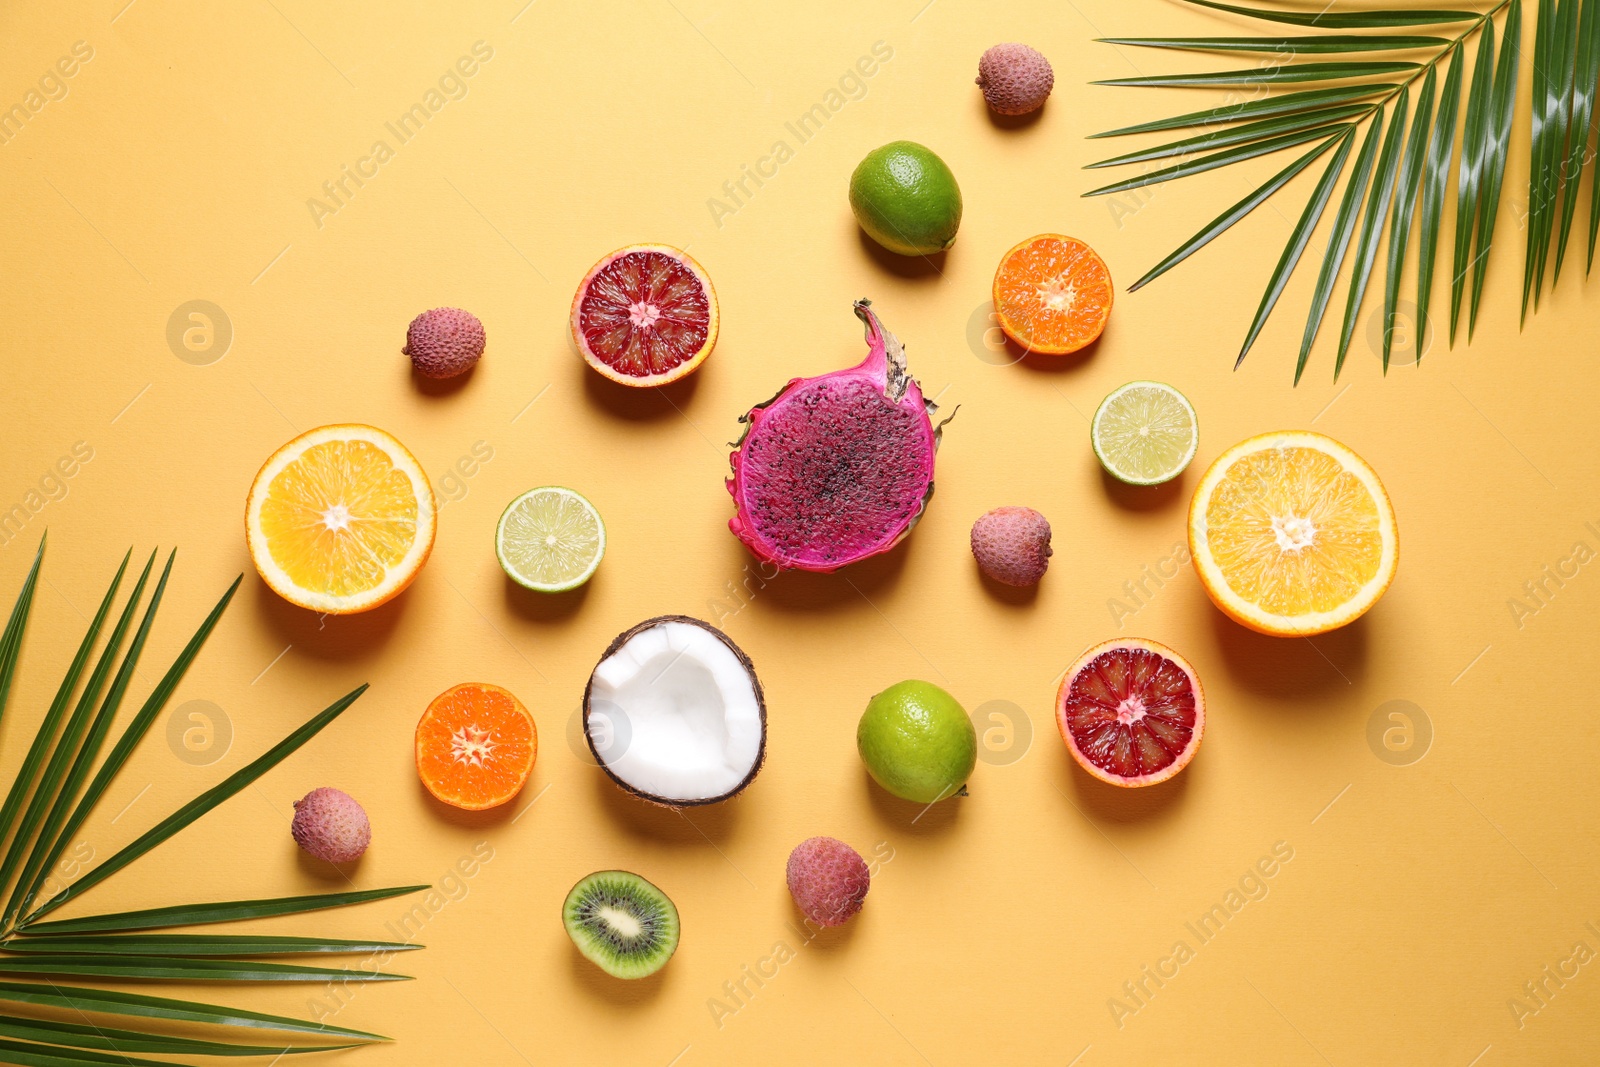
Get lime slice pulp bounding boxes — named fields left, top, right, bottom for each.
left=1091, top=381, right=1198, bottom=486
left=496, top=487, right=605, bottom=592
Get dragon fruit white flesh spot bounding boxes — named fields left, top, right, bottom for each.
left=727, top=299, right=948, bottom=573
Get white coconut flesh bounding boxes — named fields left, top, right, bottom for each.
left=587, top=621, right=763, bottom=803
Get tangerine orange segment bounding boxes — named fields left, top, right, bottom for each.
left=416, top=683, right=538, bottom=811
left=1189, top=431, right=1398, bottom=636
left=992, top=234, right=1113, bottom=355
left=245, top=425, right=436, bottom=614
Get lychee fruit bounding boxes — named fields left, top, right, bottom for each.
left=290, top=787, right=370, bottom=864
left=976, top=43, right=1054, bottom=116
left=786, top=837, right=870, bottom=927
left=404, top=307, right=485, bottom=379
left=971, top=506, right=1052, bottom=587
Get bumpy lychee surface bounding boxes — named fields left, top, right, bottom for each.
left=405, top=307, right=485, bottom=379
left=976, top=43, right=1054, bottom=115
left=291, top=787, right=371, bottom=864
left=971, top=506, right=1052, bottom=586
left=786, top=836, right=870, bottom=927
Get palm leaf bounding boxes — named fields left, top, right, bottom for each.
left=0, top=933, right=419, bottom=956
left=1527, top=0, right=1581, bottom=306
left=4, top=551, right=175, bottom=927
left=0, top=954, right=409, bottom=983
left=1557, top=0, right=1600, bottom=278
left=1099, top=35, right=1450, bottom=54
left=0, top=550, right=420, bottom=1061
left=1083, top=123, right=1352, bottom=196
left=1089, top=84, right=1396, bottom=138
left=1092, top=1, right=1592, bottom=379
left=1541, top=0, right=1579, bottom=293
left=1297, top=114, right=1386, bottom=382
left=1238, top=129, right=1358, bottom=364
left=1383, top=69, right=1437, bottom=370
left=16, top=575, right=242, bottom=918
left=18, top=886, right=429, bottom=935
left=25, top=683, right=369, bottom=924
left=0, top=1039, right=183, bottom=1067
left=1469, top=0, right=1522, bottom=336
left=0, top=537, right=44, bottom=731
left=1523, top=0, right=1561, bottom=316
left=0, top=553, right=155, bottom=926
left=0, top=547, right=119, bottom=852
left=1417, top=44, right=1467, bottom=361
left=1131, top=133, right=1348, bottom=290
left=1180, top=0, right=1480, bottom=27
left=1087, top=105, right=1373, bottom=169
left=0, top=1016, right=358, bottom=1058
left=0, top=981, right=385, bottom=1041
left=1095, top=61, right=1417, bottom=87
left=1336, top=91, right=1412, bottom=377
left=1450, top=19, right=1497, bottom=344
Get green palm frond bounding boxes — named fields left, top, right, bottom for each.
left=0, top=539, right=421, bottom=1064
left=1090, top=0, right=1593, bottom=380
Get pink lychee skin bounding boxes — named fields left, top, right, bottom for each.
left=976, top=43, right=1054, bottom=116
left=290, top=787, right=371, bottom=864
left=786, top=836, right=870, bottom=927
left=728, top=300, right=942, bottom=573
left=971, top=506, right=1053, bottom=587
left=404, top=308, right=485, bottom=379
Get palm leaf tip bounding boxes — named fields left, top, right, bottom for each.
left=1552, top=0, right=1599, bottom=282
left=1468, top=0, right=1523, bottom=339
left=1182, top=0, right=1481, bottom=27
left=1236, top=129, right=1358, bottom=367
left=1335, top=93, right=1412, bottom=379
left=18, top=885, right=431, bottom=935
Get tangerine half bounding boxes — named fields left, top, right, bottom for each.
left=416, top=683, right=537, bottom=810
left=992, top=234, right=1113, bottom=355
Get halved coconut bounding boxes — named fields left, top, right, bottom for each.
left=583, top=616, right=766, bottom=807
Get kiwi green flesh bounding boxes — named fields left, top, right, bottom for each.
left=563, top=870, right=680, bottom=979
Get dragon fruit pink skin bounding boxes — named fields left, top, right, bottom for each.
left=728, top=299, right=947, bottom=573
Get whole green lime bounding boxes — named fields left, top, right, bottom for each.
left=857, top=680, right=977, bottom=803
left=848, top=141, right=963, bottom=257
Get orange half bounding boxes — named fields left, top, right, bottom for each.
left=992, top=234, right=1113, bottom=355
left=1188, top=431, right=1399, bottom=636
left=416, top=683, right=538, bottom=810
left=245, top=424, right=436, bottom=614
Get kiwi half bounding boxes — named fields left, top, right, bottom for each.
left=563, top=870, right=680, bottom=979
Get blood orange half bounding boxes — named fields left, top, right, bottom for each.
left=570, top=244, right=718, bottom=387
left=1055, top=638, right=1204, bottom=788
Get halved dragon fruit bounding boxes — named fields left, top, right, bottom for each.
left=728, top=299, right=949, bottom=572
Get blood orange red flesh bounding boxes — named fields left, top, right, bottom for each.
left=571, top=244, right=718, bottom=387
left=1055, top=638, right=1203, bottom=788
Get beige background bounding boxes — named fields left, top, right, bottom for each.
left=1, top=1, right=1596, bottom=1064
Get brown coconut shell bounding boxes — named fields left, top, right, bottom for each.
left=582, top=615, right=767, bottom=807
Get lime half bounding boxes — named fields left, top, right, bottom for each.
left=496, top=487, right=605, bottom=592
left=1091, top=381, right=1198, bottom=485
